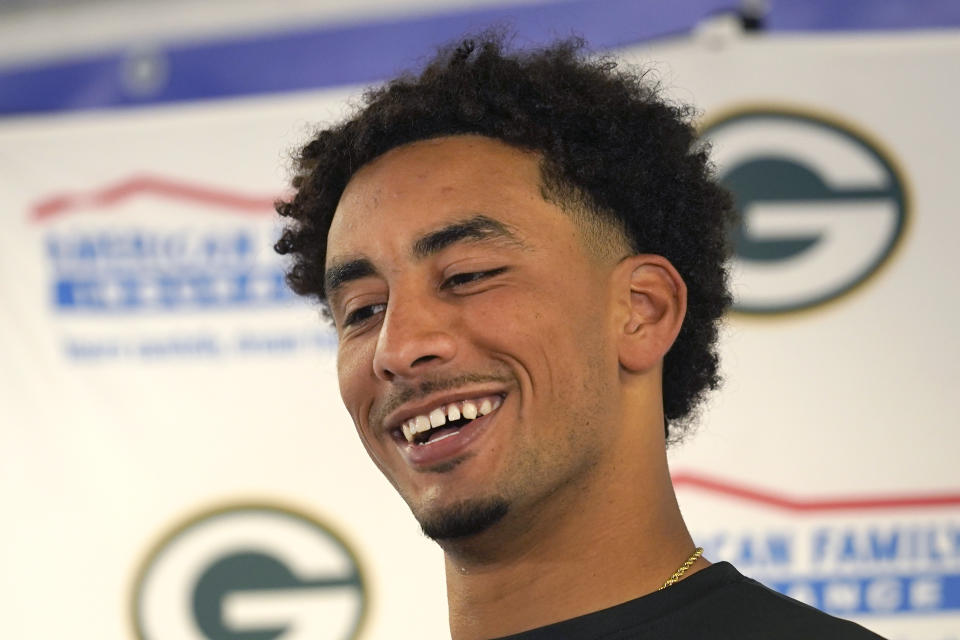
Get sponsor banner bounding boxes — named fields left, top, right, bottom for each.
left=676, top=473, right=960, bottom=635
left=33, top=174, right=334, bottom=364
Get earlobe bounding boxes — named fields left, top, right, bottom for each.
left=617, top=256, right=687, bottom=373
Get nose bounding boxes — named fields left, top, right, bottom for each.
left=372, top=294, right=457, bottom=382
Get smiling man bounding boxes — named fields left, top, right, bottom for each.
left=275, top=37, right=883, bottom=640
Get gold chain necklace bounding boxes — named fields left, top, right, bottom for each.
left=658, top=547, right=703, bottom=590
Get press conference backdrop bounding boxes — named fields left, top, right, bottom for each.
left=1, top=1, right=958, bottom=638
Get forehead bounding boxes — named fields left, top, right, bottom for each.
left=326, top=136, right=547, bottom=261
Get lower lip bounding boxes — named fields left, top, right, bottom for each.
left=397, top=404, right=501, bottom=467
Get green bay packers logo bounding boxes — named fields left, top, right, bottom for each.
left=702, top=108, right=908, bottom=314
left=132, top=504, right=367, bottom=640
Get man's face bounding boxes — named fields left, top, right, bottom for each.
left=325, top=136, right=626, bottom=542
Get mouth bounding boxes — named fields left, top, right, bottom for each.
left=392, top=394, right=504, bottom=446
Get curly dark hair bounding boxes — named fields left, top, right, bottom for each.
left=275, top=35, right=734, bottom=439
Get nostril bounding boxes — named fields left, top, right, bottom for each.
left=411, top=354, right=441, bottom=367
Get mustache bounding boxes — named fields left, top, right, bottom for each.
left=371, top=372, right=513, bottom=428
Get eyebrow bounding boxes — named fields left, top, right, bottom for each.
left=325, top=214, right=524, bottom=298
left=412, top=214, right=523, bottom=259
left=324, top=257, right=378, bottom=298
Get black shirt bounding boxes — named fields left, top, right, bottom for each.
left=494, top=562, right=885, bottom=639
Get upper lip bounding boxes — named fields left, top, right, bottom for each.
left=381, top=387, right=508, bottom=434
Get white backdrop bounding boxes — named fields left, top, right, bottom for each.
left=2, top=21, right=958, bottom=640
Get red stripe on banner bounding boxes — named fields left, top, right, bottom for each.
left=32, top=175, right=280, bottom=220
left=672, top=472, right=960, bottom=512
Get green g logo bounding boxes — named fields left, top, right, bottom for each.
left=702, top=108, right=909, bottom=314
left=133, top=504, right=367, bottom=640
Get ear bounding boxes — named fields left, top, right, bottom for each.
left=616, top=255, right=687, bottom=373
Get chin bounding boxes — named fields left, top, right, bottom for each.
left=416, top=497, right=510, bottom=541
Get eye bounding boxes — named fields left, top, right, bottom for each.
left=343, top=302, right=386, bottom=327
left=441, top=267, right=507, bottom=290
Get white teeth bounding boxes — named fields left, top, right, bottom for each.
left=447, top=404, right=461, bottom=421
left=398, top=396, right=502, bottom=443
left=415, top=415, right=431, bottom=433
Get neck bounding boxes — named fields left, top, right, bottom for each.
left=441, top=415, right=701, bottom=640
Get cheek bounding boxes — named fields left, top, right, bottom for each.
left=465, top=287, right=586, bottom=389
left=336, top=342, right=375, bottom=425
left=518, top=284, right=614, bottom=387
left=337, top=345, right=396, bottom=477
